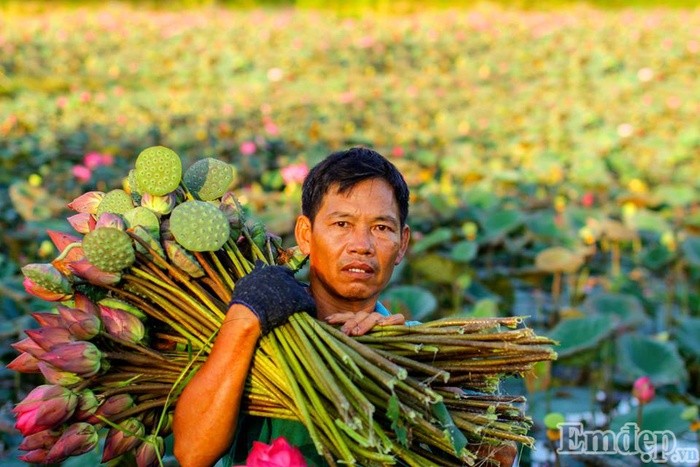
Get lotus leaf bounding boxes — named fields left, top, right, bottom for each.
left=547, top=316, right=614, bottom=359
left=616, top=334, right=687, bottom=386
left=535, top=247, right=583, bottom=274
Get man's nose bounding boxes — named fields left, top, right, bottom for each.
left=347, top=227, right=375, bottom=254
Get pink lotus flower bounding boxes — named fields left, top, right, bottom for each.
left=18, top=449, right=50, bottom=463
left=102, top=418, right=145, bottom=462
left=68, top=260, right=122, bottom=286
left=134, top=435, right=164, bottom=467
left=72, top=165, right=92, bottom=183
left=95, top=394, right=135, bottom=420
left=141, top=192, right=176, bottom=215
left=38, top=361, right=82, bottom=386
left=581, top=192, right=595, bottom=208
left=280, top=163, right=309, bottom=186
left=13, top=385, right=78, bottom=436
left=25, top=327, right=74, bottom=351
left=40, top=341, right=102, bottom=377
left=67, top=191, right=105, bottom=214
left=6, top=352, right=41, bottom=373
left=45, top=422, right=99, bottom=463
left=100, top=305, right=145, bottom=343
left=240, top=141, right=257, bottom=156
left=18, top=428, right=61, bottom=451
left=632, top=376, right=655, bottom=404
left=57, top=305, right=101, bottom=340
left=245, top=437, right=307, bottom=467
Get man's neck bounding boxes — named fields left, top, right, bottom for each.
left=309, top=284, right=378, bottom=319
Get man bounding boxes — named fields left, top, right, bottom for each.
left=173, top=147, right=516, bottom=466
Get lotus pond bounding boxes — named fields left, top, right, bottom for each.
left=0, top=3, right=699, bottom=466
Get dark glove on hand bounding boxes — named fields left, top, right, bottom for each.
left=229, top=261, right=315, bottom=335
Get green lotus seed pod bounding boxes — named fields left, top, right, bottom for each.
left=183, top=158, right=234, bottom=201
left=96, top=189, right=134, bottom=216
left=169, top=201, right=230, bottom=252
left=123, top=207, right=160, bottom=238
left=134, top=146, right=182, bottom=196
left=82, top=228, right=135, bottom=273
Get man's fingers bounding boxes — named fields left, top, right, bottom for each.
left=377, top=314, right=405, bottom=326
left=324, top=312, right=356, bottom=325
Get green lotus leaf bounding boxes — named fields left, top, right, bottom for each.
left=610, top=400, right=690, bottom=434
left=674, top=317, right=700, bottom=360
left=411, top=227, right=452, bottom=254
left=616, top=334, right=687, bottom=386
left=380, top=285, right=437, bottom=322
left=681, top=236, right=700, bottom=267
left=547, top=316, right=614, bottom=359
left=582, top=292, right=647, bottom=328
left=449, top=241, right=478, bottom=263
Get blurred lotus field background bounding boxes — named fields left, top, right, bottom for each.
left=1, top=1, right=700, bottom=465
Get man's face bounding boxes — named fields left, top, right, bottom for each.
left=295, top=178, right=410, bottom=313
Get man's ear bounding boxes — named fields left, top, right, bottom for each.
left=395, top=225, right=411, bottom=265
left=295, top=215, right=312, bottom=255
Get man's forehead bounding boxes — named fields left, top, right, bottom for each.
left=318, top=180, right=400, bottom=218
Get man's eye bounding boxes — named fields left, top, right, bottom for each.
left=335, top=221, right=347, bottom=227
left=374, top=225, right=391, bottom=232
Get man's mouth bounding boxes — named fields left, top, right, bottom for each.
left=342, top=262, right=375, bottom=276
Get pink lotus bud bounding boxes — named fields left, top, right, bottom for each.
left=13, top=385, right=78, bottom=436
left=25, top=327, right=74, bottom=351
left=98, top=298, right=147, bottom=320
left=18, top=449, right=50, bottom=463
left=95, top=394, right=135, bottom=420
left=6, top=352, right=41, bottom=373
left=632, top=376, right=655, bottom=404
left=31, top=312, right=65, bottom=328
left=246, top=437, right=307, bottom=467
left=100, top=305, right=145, bottom=343
left=280, top=162, right=309, bottom=186
left=38, top=361, right=83, bottom=386
left=141, top=192, right=176, bottom=215
left=67, top=191, right=104, bottom=214
left=40, top=341, right=102, bottom=377
left=240, top=140, right=256, bottom=156
left=73, top=389, right=99, bottom=423
left=57, top=305, right=101, bottom=340
left=18, top=428, right=61, bottom=451
left=12, top=337, right=47, bottom=358
left=22, top=264, right=73, bottom=301
left=135, top=435, right=164, bottom=467
left=102, top=418, right=145, bottom=462
left=73, top=292, right=99, bottom=316
left=45, top=422, right=99, bottom=463
left=68, top=260, right=122, bottom=286
left=67, top=213, right=96, bottom=234
left=96, top=212, right=125, bottom=230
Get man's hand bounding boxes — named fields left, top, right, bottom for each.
left=325, top=311, right=405, bottom=336
left=471, top=441, right=518, bottom=466
left=229, top=262, right=315, bottom=335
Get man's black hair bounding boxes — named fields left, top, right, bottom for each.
left=301, top=147, right=409, bottom=227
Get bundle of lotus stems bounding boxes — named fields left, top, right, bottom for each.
left=9, top=146, right=556, bottom=465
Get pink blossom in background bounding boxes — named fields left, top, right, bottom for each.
left=72, top=165, right=92, bottom=183
left=240, top=141, right=257, bottom=156
left=264, top=121, right=279, bottom=136
left=391, top=146, right=405, bottom=158
left=57, top=97, right=69, bottom=109
left=83, top=152, right=114, bottom=169
left=245, top=437, right=306, bottom=467
left=281, top=163, right=309, bottom=185
left=581, top=192, right=595, bottom=208
left=632, top=376, right=655, bottom=404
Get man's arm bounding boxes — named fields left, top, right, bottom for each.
left=173, top=305, right=260, bottom=467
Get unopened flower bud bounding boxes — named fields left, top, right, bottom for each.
left=164, top=240, right=205, bottom=278
left=73, top=292, right=99, bottom=316
left=31, top=312, right=65, bottom=328
left=100, top=305, right=145, bottom=343
left=40, top=341, right=102, bottom=377
left=13, top=385, right=78, bottom=436
left=68, top=260, right=122, bottom=286
left=141, top=192, right=176, bottom=215
left=102, top=418, right=145, bottom=462
left=95, top=394, right=135, bottom=420
left=25, top=327, right=74, bottom=351
left=632, top=376, right=655, bottom=404
left=38, top=361, right=82, bottom=386
left=57, top=305, right=101, bottom=340
left=6, top=352, right=41, bottom=373
left=18, top=428, right=61, bottom=451
left=67, top=213, right=96, bottom=234
left=67, top=191, right=104, bottom=214
left=45, top=422, right=99, bottom=464
left=95, top=212, right=125, bottom=230
left=12, top=337, right=47, bottom=358
left=18, top=449, right=50, bottom=463
left=135, top=435, right=164, bottom=467
left=73, top=389, right=100, bottom=424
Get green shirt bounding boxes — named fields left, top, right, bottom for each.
left=219, top=303, right=407, bottom=466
